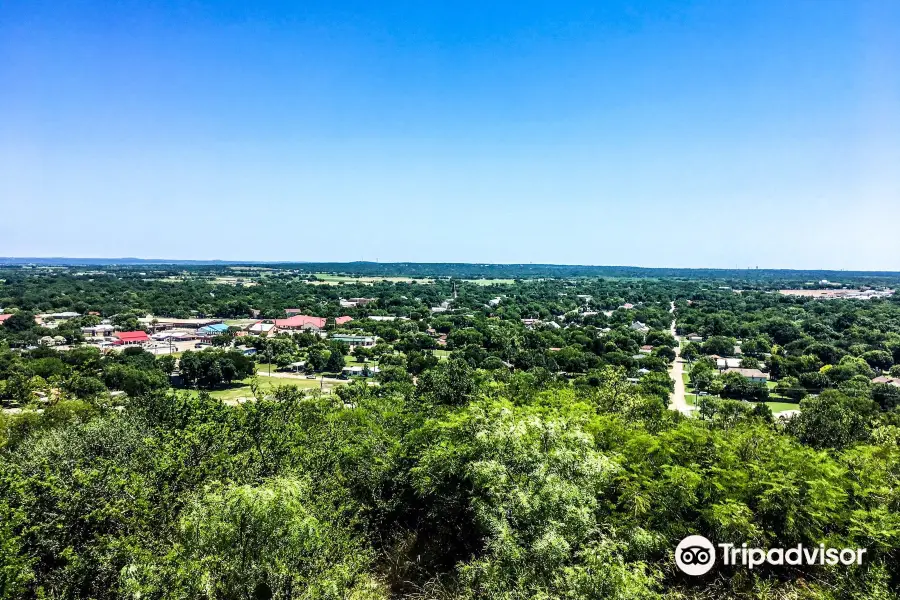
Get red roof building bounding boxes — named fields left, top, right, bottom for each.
left=274, top=315, right=327, bottom=330
left=0, top=314, right=13, bottom=324
left=113, top=331, right=150, bottom=345
left=273, top=315, right=354, bottom=330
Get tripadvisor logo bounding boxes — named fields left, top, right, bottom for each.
left=675, top=535, right=866, bottom=576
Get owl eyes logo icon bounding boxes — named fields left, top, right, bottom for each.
left=675, top=535, right=716, bottom=576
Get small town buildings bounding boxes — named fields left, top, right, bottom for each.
left=0, top=314, right=12, bottom=325
left=41, top=311, right=81, bottom=320
left=248, top=321, right=277, bottom=335
left=340, top=298, right=376, bottom=308
left=630, top=321, right=650, bottom=334
left=274, top=315, right=327, bottom=331
left=716, top=357, right=742, bottom=369
left=139, top=317, right=223, bottom=331
left=272, top=315, right=353, bottom=331
left=152, top=330, right=197, bottom=342
left=82, top=324, right=116, bottom=337
left=640, top=345, right=653, bottom=354
left=330, top=334, right=377, bottom=348
left=686, top=333, right=703, bottom=342
left=724, top=367, right=769, bottom=383
left=198, top=323, right=230, bottom=336
left=341, top=365, right=380, bottom=377
left=113, top=331, right=150, bottom=345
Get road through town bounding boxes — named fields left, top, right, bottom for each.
left=668, top=301, right=692, bottom=414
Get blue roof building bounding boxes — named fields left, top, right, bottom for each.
left=198, top=323, right=230, bottom=335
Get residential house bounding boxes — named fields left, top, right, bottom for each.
left=330, top=334, right=377, bottom=349
left=630, top=321, right=650, bottom=334
left=716, top=357, right=742, bottom=369
left=724, top=367, right=769, bottom=384
left=341, top=365, right=380, bottom=377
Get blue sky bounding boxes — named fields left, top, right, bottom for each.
left=1, top=1, right=898, bottom=269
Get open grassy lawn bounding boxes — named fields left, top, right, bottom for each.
left=433, top=349, right=451, bottom=359
left=203, top=385, right=256, bottom=402
left=764, top=401, right=800, bottom=413
left=194, top=374, right=345, bottom=403
left=683, top=392, right=798, bottom=414
left=310, top=273, right=433, bottom=284
left=252, top=375, right=331, bottom=389
left=224, top=319, right=258, bottom=328
left=464, top=279, right=515, bottom=285
left=344, top=356, right=376, bottom=366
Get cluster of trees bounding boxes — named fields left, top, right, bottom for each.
left=178, top=349, right=255, bottom=388
left=1, top=269, right=900, bottom=597
left=0, top=345, right=176, bottom=405
left=677, top=289, right=900, bottom=406
left=1, top=361, right=898, bottom=599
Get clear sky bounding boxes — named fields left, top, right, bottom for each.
left=1, top=1, right=898, bottom=269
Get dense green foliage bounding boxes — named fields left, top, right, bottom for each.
left=1, top=266, right=899, bottom=598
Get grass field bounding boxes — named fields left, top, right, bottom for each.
left=463, top=279, right=515, bottom=285
left=224, top=319, right=258, bottom=327
left=309, top=273, right=433, bottom=285
left=764, top=401, right=800, bottom=413
left=196, top=374, right=343, bottom=403
left=681, top=368, right=797, bottom=414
